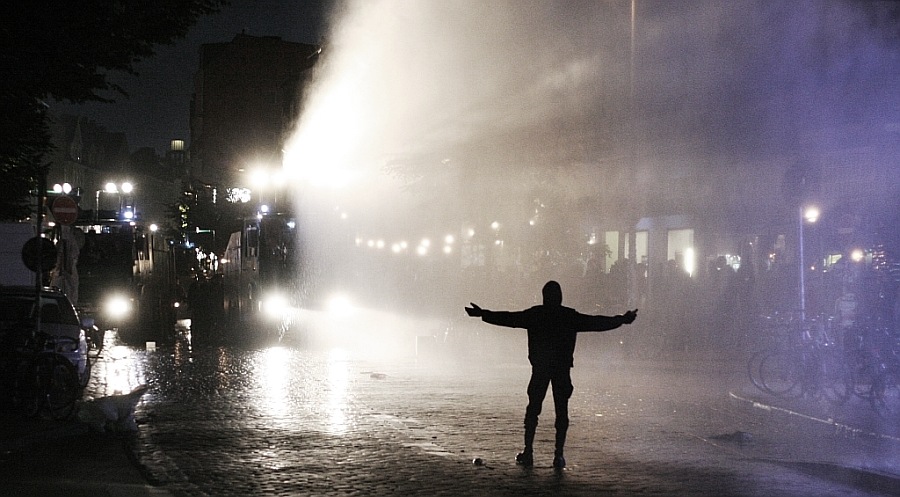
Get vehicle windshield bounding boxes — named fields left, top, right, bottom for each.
left=78, top=227, right=135, bottom=303
left=0, top=294, right=79, bottom=327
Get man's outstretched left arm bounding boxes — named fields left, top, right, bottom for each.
left=574, top=309, right=638, bottom=332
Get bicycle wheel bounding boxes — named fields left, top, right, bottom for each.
left=819, top=349, right=852, bottom=406
left=847, top=351, right=879, bottom=400
left=36, top=354, right=80, bottom=420
left=747, top=349, right=769, bottom=394
left=13, top=360, right=42, bottom=418
left=78, top=354, right=92, bottom=389
left=758, top=349, right=800, bottom=396
left=870, top=370, right=900, bottom=420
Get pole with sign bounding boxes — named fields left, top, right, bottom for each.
left=51, top=195, right=79, bottom=226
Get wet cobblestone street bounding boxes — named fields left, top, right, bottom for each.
left=79, top=328, right=900, bottom=497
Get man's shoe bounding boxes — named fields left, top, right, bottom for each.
left=515, top=451, right=534, bottom=467
left=552, top=455, right=566, bottom=469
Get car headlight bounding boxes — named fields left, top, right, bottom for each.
left=106, top=295, right=132, bottom=319
left=326, top=294, right=355, bottom=315
left=261, top=293, right=290, bottom=319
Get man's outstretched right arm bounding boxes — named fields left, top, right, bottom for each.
left=465, top=303, right=529, bottom=329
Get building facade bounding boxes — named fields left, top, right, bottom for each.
left=189, top=33, right=320, bottom=187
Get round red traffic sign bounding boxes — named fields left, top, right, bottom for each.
left=51, top=195, right=79, bottom=225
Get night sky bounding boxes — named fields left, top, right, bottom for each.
left=52, top=0, right=332, bottom=154
left=51, top=0, right=900, bottom=168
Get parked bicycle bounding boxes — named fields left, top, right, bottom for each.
left=858, top=328, right=900, bottom=419
left=82, top=315, right=105, bottom=355
left=0, top=328, right=82, bottom=420
left=748, top=314, right=851, bottom=406
left=869, top=368, right=899, bottom=419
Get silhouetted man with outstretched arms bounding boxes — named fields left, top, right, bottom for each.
left=465, top=280, right=637, bottom=469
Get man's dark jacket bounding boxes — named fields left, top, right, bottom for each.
left=480, top=305, right=627, bottom=369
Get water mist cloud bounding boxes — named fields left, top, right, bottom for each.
left=283, top=0, right=900, bottom=313
left=286, top=0, right=900, bottom=201
left=284, top=1, right=631, bottom=192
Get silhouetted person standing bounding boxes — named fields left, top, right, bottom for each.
left=465, top=280, right=637, bottom=469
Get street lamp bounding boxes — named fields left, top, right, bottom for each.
left=803, top=206, right=819, bottom=224
left=249, top=166, right=284, bottom=212
left=52, top=183, right=73, bottom=194
left=798, top=205, right=819, bottom=322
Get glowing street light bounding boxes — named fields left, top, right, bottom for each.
left=250, top=168, right=271, bottom=188
left=798, top=204, right=819, bottom=322
left=803, top=206, right=820, bottom=224
left=52, top=183, right=73, bottom=194
left=248, top=166, right=285, bottom=210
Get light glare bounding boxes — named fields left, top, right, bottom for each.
left=684, top=247, right=695, bottom=277
left=327, top=294, right=355, bottom=315
left=262, top=293, right=290, bottom=319
left=106, top=295, right=132, bottom=319
left=803, top=206, right=820, bottom=223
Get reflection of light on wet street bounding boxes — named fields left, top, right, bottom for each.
left=107, top=345, right=131, bottom=360
left=244, top=345, right=356, bottom=434
left=213, top=347, right=233, bottom=389
left=256, top=346, right=292, bottom=421
left=326, top=348, right=351, bottom=435
left=93, top=332, right=147, bottom=396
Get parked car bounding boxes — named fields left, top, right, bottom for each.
left=0, top=286, right=91, bottom=388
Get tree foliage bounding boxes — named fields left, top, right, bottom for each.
left=0, top=99, right=50, bottom=220
left=0, top=0, right=227, bottom=220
